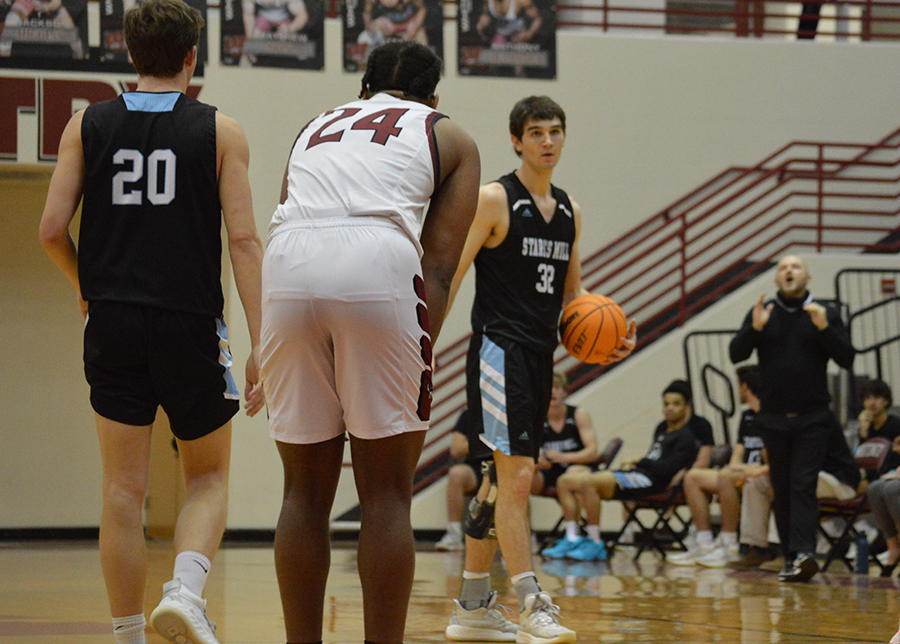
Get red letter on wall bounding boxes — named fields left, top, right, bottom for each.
left=41, top=79, right=118, bottom=160
left=0, top=78, right=37, bottom=161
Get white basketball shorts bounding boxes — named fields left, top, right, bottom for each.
left=261, top=218, right=432, bottom=444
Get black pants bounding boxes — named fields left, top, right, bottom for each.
left=756, top=410, right=833, bottom=557
left=798, top=2, right=823, bottom=39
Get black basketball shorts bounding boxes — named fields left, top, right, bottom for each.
left=465, top=332, right=554, bottom=462
left=84, top=301, right=240, bottom=440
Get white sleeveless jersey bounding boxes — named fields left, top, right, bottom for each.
left=269, top=93, right=443, bottom=256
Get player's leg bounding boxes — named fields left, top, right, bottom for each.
left=149, top=425, right=232, bottom=644
left=95, top=415, right=153, bottom=619
left=683, top=468, right=717, bottom=532
left=85, top=301, right=158, bottom=640
left=274, top=437, right=344, bottom=643
left=494, top=450, right=536, bottom=577
left=541, top=468, right=591, bottom=557
left=437, top=462, right=478, bottom=550
left=682, top=468, right=720, bottom=561
left=172, top=425, right=231, bottom=563
left=350, top=430, right=427, bottom=644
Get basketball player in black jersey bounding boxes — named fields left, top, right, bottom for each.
left=444, top=96, right=636, bottom=644
left=39, top=2, right=264, bottom=643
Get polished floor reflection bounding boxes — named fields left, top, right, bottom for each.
left=1, top=540, right=899, bottom=643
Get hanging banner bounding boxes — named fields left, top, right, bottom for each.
left=343, top=0, right=443, bottom=73
left=100, top=0, right=208, bottom=70
left=0, top=0, right=88, bottom=63
left=457, top=0, right=556, bottom=79
left=221, top=0, right=323, bottom=69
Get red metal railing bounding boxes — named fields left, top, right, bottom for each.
left=324, top=1, right=900, bottom=42
left=413, top=125, right=900, bottom=490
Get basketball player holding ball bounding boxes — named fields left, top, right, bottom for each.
left=444, top=96, right=636, bottom=644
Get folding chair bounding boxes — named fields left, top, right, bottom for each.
left=818, top=437, right=891, bottom=573
left=538, top=437, right=623, bottom=547
left=609, top=443, right=733, bottom=560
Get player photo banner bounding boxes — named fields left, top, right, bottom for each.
left=457, top=0, right=556, bottom=79
left=221, top=0, right=323, bottom=69
left=343, top=0, right=443, bottom=73
left=0, top=0, right=88, bottom=64
left=100, top=0, right=208, bottom=70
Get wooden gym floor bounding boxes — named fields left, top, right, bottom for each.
left=1, top=539, right=899, bottom=643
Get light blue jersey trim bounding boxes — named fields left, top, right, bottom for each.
left=124, top=92, right=180, bottom=112
left=478, top=337, right=510, bottom=455
left=216, top=318, right=240, bottom=401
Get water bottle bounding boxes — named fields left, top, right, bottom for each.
left=856, top=535, right=870, bottom=574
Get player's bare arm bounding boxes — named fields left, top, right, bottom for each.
left=446, top=179, right=509, bottom=313
left=39, top=110, right=87, bottom=317
left=419, top=116, right=481, bottom=343
left=515, top=0, right=542, bottom=42
left=217, top=112, right=266, bottom=416
left=561, top=199, right=588, bottom=308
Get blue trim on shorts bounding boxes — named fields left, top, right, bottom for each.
left=216, top=318, right=240, bottom=401
left=613, top=470, right=653, bottom=490
left=478, top=336, right=509, bottom=455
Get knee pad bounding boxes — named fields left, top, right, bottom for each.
left=464, top=460, right=498, bottom=540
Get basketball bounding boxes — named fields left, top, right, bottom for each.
left=559, top=294, right=627, bottom=363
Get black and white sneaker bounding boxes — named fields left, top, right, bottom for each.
left=778, top=553, right=819, bottom=582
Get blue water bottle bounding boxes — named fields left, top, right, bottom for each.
left=856, top=535, right=869, bottom=574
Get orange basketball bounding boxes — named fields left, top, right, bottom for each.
left=559, top=294, right=628, bottom=364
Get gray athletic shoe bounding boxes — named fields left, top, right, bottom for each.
left=517, top=592, right=576, bottom=644
left=446, top=591, right=518, bottom=641
left=150, top=579, right=219, bottom=644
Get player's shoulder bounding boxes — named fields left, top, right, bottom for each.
left=215, top=112, right=248, bottom=144
left=479, top=179, right=509, bottom=203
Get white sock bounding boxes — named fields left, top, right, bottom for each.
left=586, top=524, right=601, bottom=543
left=565, top=521, right=580, bottom=540
left=112, top=614, right=147, bottom=644
left=447, top=521, right=462, bottom=536
left=697, top=530, right=714, bottom=548
left=173, top=551, right=211, bottom=598
left=720, top=531, right=738, bottom=546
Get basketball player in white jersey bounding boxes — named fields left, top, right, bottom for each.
left=261, top=41, right=480, bottom=644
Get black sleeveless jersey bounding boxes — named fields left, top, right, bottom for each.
left=541, top=405, right=584, bottom=454
left=471, top=172, right=577, bottom=353
left=79, top=92, right=224, bottom=316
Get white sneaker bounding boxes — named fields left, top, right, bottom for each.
left=436, top=530, right=465, bottom=551
left=697, top=543, right=740, bottom=568
left=150, top=579, right=219, bottom=644
left=890, top=618, right=900, bottom=644
left=666, top=544, right=714, bottom=566
left=517, top=592, right=576, bottom=644
left=446, top=591, right=518, bottom=641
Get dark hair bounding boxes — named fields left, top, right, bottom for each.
left=859, top=378, right=893, bottom=407
left=509, top=96, right=566, bottom=141
left=735, top=364, right=761, bottom=397
left=359, top=41, right=442, bottom=101
left=124, top=0, right=203, bottom=78
left=663, top=379, right=692, bottom=405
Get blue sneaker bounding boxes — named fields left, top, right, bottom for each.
left=568, top=538, right=607, bottom=561
left=541, top=536, right=585, bottom=559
